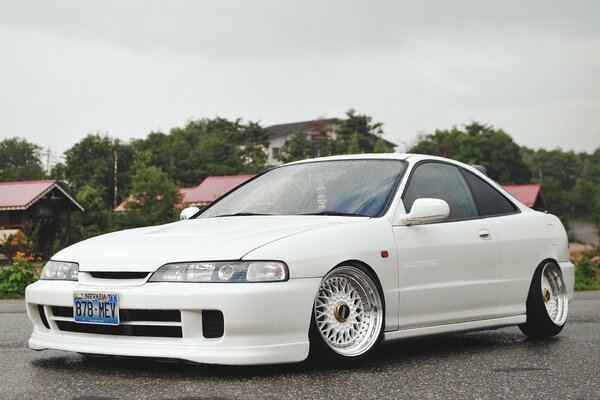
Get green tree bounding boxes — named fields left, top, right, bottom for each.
left=190, top=118, right=269, bottom=176
left=58, top=134, right=134, bottom=208
left=373, top=137, right=388, bottom=153
left=586, top=149, right=600, bottom=228
left=278, top=130, right=312, bottom=162
left=410, top=122, right=530, bottom=184
left=347, top=132, right=362, bottom=154
left=334, top=109, right=383, bottom=154
left=523, top=149, right=580, bottom=191
left=69, top=185, right=115, bottom=242
left=278, top=119, right=336, bottom=162
left=130, top=132, right=178, bottom=182
left=307, top=118, right=335, bottom=157
left=410, top=129, right=467, bottom=158
left=0, top=137, right=45, bottom=181
left=192, top=135, right=244, bottom=177
left=133, top=118, right=269, bottom=186
left=522, top=148, right=581, bottom=217
left=122, top=166, right=181, bottom=228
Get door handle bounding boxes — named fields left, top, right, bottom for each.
left=479, top=229, right=491, bottom=240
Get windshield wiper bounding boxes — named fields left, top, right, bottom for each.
left=301, top=211, right=369, bottom=217
left=213, top=212, right=272, bottom=217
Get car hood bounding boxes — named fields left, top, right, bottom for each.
left=53, top=216, right=368, bottom=272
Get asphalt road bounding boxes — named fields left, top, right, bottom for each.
left=1, top=292, right=599, bottom=400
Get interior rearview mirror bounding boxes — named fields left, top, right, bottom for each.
left=179, top=206, right=200, bottom=220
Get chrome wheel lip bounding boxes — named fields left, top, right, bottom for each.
left=541, top=263, right=568, bottom=326
left=314, top=266, right=383, bottom=357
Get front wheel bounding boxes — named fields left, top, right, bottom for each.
left=519, top=261, right=568, bottom=338
left=309, top=265, right=384, bottom=362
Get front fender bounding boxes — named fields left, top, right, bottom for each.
left=243, top=218, right=399, bottom=331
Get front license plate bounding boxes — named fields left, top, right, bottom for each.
left=73, top=291, right=119, bottom=325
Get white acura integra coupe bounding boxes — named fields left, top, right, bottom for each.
left=26, top=154, right=574, bottom=365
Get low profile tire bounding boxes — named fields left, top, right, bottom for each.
left=309, top=265, right=384, bottom=363
left=519, top=261, right=568, bottom=338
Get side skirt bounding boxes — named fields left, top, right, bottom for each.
left=383, top=315, right=526, bottom=342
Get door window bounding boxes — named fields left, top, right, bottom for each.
left=461, top=170, right=518, bottom=216
left=403, top=162, right=478, bottom=221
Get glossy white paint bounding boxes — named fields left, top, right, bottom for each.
left=27, top=279, right=319, bottom=365
left=403, top=198, right=450, bottom=225
left=393, top=218, right=504, bottom=328
left=53, top=216, right=364, bottom=272
left=25, top=153, right=575, bottom=365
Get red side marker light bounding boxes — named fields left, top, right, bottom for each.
left=380, top=250, right=389, bottom=258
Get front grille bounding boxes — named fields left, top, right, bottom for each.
left=44, top=306, right=223, bottom=340
left=49, top=306, right=182, bottom=338
left=52, top=306, right=72, bottom=318
left=51, top=306, right=181, bottom=323
left=90, top=272, right=150, bottom=280
left=38, top=305, right=50, bottom=329
left=202, top=310, right=224, bottom=338
left=121, top=309, right=181, bottom=322
left=55, top=321, right=182, bottom=338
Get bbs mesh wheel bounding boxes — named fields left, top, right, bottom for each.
left=519, top=261, right=568, bottom=338
left=310, top=265, right=384, bottom=361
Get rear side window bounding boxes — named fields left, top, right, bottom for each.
left=403, top=162, right=478, bottom=221
left=462, top=170, right=518, bottom=216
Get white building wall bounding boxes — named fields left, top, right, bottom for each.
left=267, top=135, right=291, bottom=166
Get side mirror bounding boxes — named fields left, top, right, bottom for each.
left=404, top=198, right=449, bottom=225
left=179, top=206, right=200, bottom=220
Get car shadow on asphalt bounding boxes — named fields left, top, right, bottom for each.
left=30, top=328, right=563, bottom=378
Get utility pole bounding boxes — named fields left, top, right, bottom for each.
left=45, top=147, right=51, bottom=177
left=114, top=149, right=118, bottom=209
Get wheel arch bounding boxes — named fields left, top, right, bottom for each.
left=308, top=259, right=387, bottom=360
left=530, top=257, right=562, bottom=281
left=321, top=259, right=387, bottom=321
left=519, top=257, right=569, bottom=337
left=524, top=258, right=560, bottom=295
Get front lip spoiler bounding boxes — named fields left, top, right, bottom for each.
left=29, top=331, right=309, bottom=365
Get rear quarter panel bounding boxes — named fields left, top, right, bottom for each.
left=492, top=209, right=572, bottom=317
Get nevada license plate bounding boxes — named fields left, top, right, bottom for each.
left=73, top=291, right=119, bottom=325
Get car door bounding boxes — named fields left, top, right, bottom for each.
left=459, top=168, right=526, bottom=318
left=393, top=161, right=504, bottom=329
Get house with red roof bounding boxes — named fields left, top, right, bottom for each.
left=503, top=184, right=546, bottom=210
left=114, top=187, right=197, bottom=213
left=184, top=175, right=255, bottom=206
left=114, top=175, right=255, bottom=213
left=0, top=180, right=83, bottom=252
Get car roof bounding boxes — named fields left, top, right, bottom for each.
left=285, top=153, right=472, bottom=166
left=286, top=153, right=413, bottom=165
left=284, top=153, right=491, bottom=182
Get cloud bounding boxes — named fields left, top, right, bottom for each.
left=0, top=0, right=599, bottom=154
left=3, top=1, right=599, bottom=59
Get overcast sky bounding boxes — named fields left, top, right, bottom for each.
left=1, top=1, right=599, bottom=164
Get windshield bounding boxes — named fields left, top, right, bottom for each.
left=199, top=159, right=406, bottom=218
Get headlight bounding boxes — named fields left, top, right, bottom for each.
left=40, top=261, right=79, bottom=281
left=149, top=261, right=288, bottom=283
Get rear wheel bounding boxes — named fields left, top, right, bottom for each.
left=519, top=261, right=568, bottom=338
left=309, top=265, right=384, bottom=362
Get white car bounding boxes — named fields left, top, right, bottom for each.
left=25, top=154, right=574, bottom=365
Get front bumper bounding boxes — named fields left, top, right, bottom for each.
left=26, top=278, right=321, bottom=365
